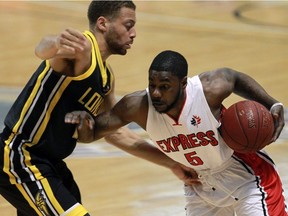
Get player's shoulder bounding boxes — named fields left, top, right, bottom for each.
left=199, top=68, right=237, bottom=86
left=123, top=90, right=147, bottom=104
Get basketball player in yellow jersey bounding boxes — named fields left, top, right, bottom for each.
left=0, top=1, right=196, bottom=215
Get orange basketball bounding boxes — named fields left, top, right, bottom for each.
left=220, top=100, right=274, bottom=153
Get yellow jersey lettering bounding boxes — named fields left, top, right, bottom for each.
left=78, top=88, right=92, bottom=105
left=78, top=88, right=104, bottom=116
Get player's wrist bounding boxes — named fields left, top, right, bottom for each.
left=270, top=102, right=284, bottom=112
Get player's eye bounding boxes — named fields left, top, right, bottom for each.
left=125, top=21, right=134, bottom=31
left=160, top=85, right=170, bottom=90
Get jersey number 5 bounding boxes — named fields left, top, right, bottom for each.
left=184, top=151, right=204, bottom=166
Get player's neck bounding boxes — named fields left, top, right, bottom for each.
left=166, top=91, right=186, bottom=121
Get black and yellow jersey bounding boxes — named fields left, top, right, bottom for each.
left=0, top=31, right=113, bottom=184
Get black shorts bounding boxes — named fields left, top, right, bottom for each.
left=0, top=139, right=89, bottom=216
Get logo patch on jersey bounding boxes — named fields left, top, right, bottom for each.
left=191, top=115, right=201, bottom=127
left=35, top=189, right=50, bottom=215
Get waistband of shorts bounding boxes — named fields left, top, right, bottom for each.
left=198, top=156, right=234, bottom=175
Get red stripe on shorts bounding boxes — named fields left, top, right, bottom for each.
left=234, top=151, right=287, bottom=216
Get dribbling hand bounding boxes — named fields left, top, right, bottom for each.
left=270, top=103, right=285, bottom=142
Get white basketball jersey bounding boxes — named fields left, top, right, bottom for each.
left=146, top=75, right=233, bottom=171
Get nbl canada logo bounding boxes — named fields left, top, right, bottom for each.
left=191, top=115, right=201, bottom=127
left=35, top=189, right=50, bottom=215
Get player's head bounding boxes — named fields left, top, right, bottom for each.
left=88, top=0, right=136, bottom=55
left=148, top=50, right=188, bottom=113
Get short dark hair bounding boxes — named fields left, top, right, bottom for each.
left=87, top=0, right=136, bottom=28
left=149, top=50, right=188, bottom=79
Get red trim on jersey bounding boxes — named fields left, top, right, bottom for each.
left=167, top=90, right=187, bottom=126
left=219, top=104, right=226, bottom=123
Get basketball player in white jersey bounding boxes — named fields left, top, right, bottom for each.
left=65, top=50, right=286, bottom=216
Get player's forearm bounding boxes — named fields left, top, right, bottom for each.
left=231, top=69, right=278, bottom=108
left=130, top=139, right=179, bottom=169
left=35, top=35, right=58, bottom=60
left=104, top=127, right=178, bottom=169
left=104, top=128, right=200, bottom=186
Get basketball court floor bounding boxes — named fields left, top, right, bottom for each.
left=0, top=1, right=287, bottom=215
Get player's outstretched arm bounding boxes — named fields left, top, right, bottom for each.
left=64, top=110, right=200, bottom=185
left=65, top=92, right=200, bottom=185
left=104, top=126, right=199, bottom=185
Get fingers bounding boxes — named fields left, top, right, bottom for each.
left=57, top=28, right=86, bottom=53
left=272, top=116, right=285, bottom=142
left=172, top=163, right=200, bottom=186
left=65, top=111, right=82, bottom=124
left=270, top=105, right=285, bottom=142
left=77, top=113, right=94, bottom=131
left=65, top=111, right=95, bottom=130
left=183, top=169, right=201, bottom=185
left=184, top=179, right=201, bottom=186
left=87, top=117, right=95, bottom=130
left=66, top=28, right=86, bottom=41
left=64, top=111, right=95, bottom=143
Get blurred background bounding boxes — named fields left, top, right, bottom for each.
left=0, top=1, right=287, bottom=215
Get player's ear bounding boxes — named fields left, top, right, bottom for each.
left=181, top=76, right=187, bottom=89
left=97, top=16, right=108, bottom=32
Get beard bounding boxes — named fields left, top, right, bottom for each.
left=105, top=28, right=127, bottom=55
left=153, top=86, right=183, bottom=114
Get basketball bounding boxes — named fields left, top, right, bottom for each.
left=220, top=100, right=274, bottom=153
